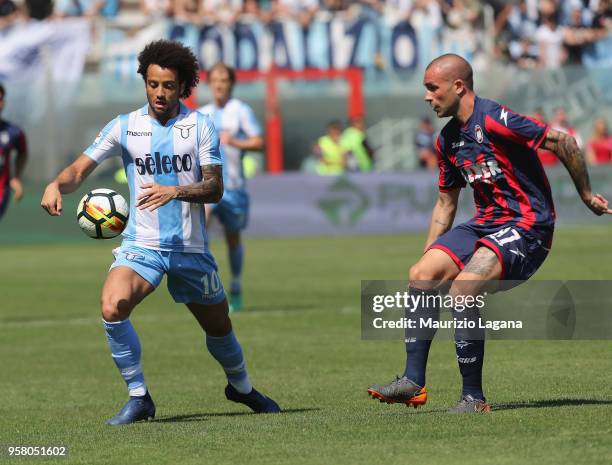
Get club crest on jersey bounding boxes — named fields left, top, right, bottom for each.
left=461, top=160, right=502, bottom=185
left=174, top=124, right=195, bottom=139
left=475, top=125, right=484, bottom=143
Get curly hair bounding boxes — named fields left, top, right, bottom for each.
left=137, top=40, right=199, bottom=99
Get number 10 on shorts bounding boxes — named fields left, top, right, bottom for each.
left=201, top=271, right=221, bottom=297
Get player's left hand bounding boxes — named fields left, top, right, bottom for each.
left=584, top=193, right=612, bottom=216
left=137, top=183, right=177, bottom=211
left=9, top=178, right=23, bottom=201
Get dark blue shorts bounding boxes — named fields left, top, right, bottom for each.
left=428, top=222, right=552, bottom=280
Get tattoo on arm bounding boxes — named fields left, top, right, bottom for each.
left=434, top=220, right=448, bottom=227
left=463, top=248, right=499, bottom=277
left=542, top=129, right=591, bottom=199
left=175, top=165, right=224, bottom=204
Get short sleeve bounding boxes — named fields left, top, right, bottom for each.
left=198, top=112, right=222, bottom=166
left=239, top=103, right=262, bottom=138
left=437, top=136, right=466, bottom=192
left=484, top=103, right=549, bottom=151
left=84, top=117, right=121, bottom=163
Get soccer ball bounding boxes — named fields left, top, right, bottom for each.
left=77, top=189, right=129, bottom=239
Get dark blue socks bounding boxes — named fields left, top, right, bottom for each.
left=403, top=288, right=440, bottom=387
left=453, top=308, right=485, bottom=400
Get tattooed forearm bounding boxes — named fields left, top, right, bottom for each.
left=175, top=165, right=224, bottom=204
left=542, top=129, right=592, bottom=200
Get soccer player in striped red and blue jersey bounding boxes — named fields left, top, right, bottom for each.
left=0, top=83, right=28, bottom=220
left=41, top=40, right=280, bottom=424
left=368, top=54, right=612, bottom=413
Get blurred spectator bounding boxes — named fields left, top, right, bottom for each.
left=414, top=115, right=437, bottom=170
left=242, top=0, right=260, bottom=16
left=323, top=0, right=348, bottom=13
left=495, top=0, right=539, bottom=67
left=410, top=0, right=442, bottom=29
left=592, top=0, right=612, bottom=29
left=563, top=4, right=590, bottom=64
left=172, top=0, right=204, bottom=24
left=341, top=116, right=374, bottom=172
left=533, top=107, right=558, bottom=166
left=55, top=0, right=119, bottom=18
left=202, top=0, right=243, bottom=24
left=140, top=0, right=173, bottom=19
left=586, top=117, right=612, bottom=164
left=550, top=107, right=583, bottom=149
left=314, top=120, right=349, bottom=175
left=562, top=2, right=608, bottom=64
left=535, top=0, right=566, bottom=68
left=26, top=0, right=53, bottom=19
left=440, top=0, right=480, bottom=30
left=382, top=0, right=412, bottom=23
left=271, top=0, right=318, bottom=26
left=0, top=0, right=18, bottom=29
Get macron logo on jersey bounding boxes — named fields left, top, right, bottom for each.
left=461, top=160, right=503, bottom=185
left=135, top=152, right=193, bottom=175
left=500, top=108, right=509, bottom=127
left=127, top=130, right=152, bottom=137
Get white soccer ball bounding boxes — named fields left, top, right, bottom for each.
left=77, top=188, right=129, bottom=239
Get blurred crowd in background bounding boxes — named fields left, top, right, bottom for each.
left=0, top=0, right=610, bottom=69
left=1, top=0, right=611, bottom=176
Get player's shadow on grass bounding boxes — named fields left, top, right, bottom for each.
left=494, top=398, right=612, bottom=411
left=156, top=407, right=320, bottom=423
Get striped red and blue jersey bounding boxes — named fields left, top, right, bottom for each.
left=436, top=96, right=555, bottom=236
left=0, top=119, right=27, bottom=204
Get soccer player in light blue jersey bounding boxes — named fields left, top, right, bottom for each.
left=41, top=40, right=280, bottom=425
left=199, top=63, right=264, bottom=312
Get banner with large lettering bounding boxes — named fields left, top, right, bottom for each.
left=169, top=17, right=434, bottom=72
left=104, top=15, right=475, bottom=79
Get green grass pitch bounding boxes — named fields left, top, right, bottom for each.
left=1, top=227, right=612, bottom=465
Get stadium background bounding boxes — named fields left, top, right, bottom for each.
left=1, top=1, right=612, bottom=464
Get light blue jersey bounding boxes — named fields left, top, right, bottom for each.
left=198, top=98, right=261, bottom=192
left=84, top=103, right=221, bottom=253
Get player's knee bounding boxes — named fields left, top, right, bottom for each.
left=100, top=295, right=133, bottom=322
left=409, top=262, right=437, bottom=283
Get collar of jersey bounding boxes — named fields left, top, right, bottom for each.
left=459, top=95, right=479, bottom=130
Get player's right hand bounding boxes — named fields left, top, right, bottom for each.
left=584, top=193, right=612, bottom=216
left=41, top=183, right=62, bottom=216
left=9, top=178, right=23, bottom=201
